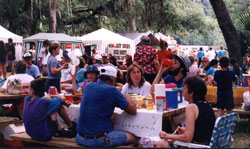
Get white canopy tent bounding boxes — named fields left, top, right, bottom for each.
left=80, top=28, right=135, bottom=55
left=0, top=25, right=23, bottom=43
left=23, top=33, right=84, bottom=61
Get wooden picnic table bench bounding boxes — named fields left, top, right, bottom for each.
left=10, top=132, right=82, bottom=147
left=213, top=108, right=250, bottom=132
left=10, top=132, right=133, bottom=148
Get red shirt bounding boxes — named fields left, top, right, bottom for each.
left=157, top=50, right=173, bottom=63
left=134, top=45, right=159, bottom=74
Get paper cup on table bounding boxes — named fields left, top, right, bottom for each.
left=156, top=96, right=167, bottom=112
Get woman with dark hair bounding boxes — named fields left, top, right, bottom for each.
left=229, top=58, right=242, bottom=86
left=157, top=76, right=216, bottom=147
left=46, top=41, right=69, bottom=93
left=121, top=64, right=151, bottom=97
left=0, top=41, right=7, bottom=80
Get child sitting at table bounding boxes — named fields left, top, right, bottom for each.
left=23, top=79, right=76, bottom=141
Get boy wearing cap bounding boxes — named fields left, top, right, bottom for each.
left=23, top=52, right=41, bottom=79
left=76, top=66, right=138, bottom=147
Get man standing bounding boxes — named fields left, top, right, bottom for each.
left=134, top=35, right=159, bottom=84
left=76, top=66, right=138, bottom=147
left=23, top=52, right=41, bottom=79
left=207, top=47, right=216, bottom=61
left=218, top=46, right=227, bottom=59
left=6, top=38, right=15, bottom=75
left=197, top=47, right=204, bottom=68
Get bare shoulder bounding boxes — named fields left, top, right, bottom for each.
left=186, top=103, right=198, bottom=112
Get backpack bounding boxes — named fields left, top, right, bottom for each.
left=7, top=78, right=22, bottom=94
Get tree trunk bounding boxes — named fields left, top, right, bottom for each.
left=128, top=0, right=136, bottom=32
left=209, top=0, right=242, bottom=66
left=49, top=0, right=57, bottom=33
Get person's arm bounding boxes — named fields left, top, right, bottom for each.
left=150, top=64, right=169, bottom=94
left=123, top=94, right=137, bottom=115
left=154, top=59, right=160, bottom=72
left=159, top=104, right=198, bottom=142
left=51, top=63, right=68, bottom=74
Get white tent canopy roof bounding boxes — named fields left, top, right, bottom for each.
left=0, top=25, right=23, bottom=43
left=24, top=33, right=82, bottom=43
left=80, top=28, right=135, bottom=56
left=80, top=28, right=134, bottom=42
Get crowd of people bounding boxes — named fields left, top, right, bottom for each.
left=0, top=36, right=248, bottom=147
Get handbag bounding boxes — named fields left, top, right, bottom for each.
left=6, top=78, right=22, bottom=94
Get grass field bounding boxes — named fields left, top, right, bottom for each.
left=231, top=118, right=250, bottom=148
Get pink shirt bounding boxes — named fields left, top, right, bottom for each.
left=187, top=64, right=200, bottom=77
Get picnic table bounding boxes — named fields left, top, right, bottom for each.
left=0, top=93, right=27, bottom=119
left=206, top=86, right=248, bottom=105
left=0, top=93, right=27, bottom=104
left=58, top=100, right=188, bottom=139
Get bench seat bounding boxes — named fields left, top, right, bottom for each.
left=10, top=132, right=133, bottom=148
left=10, top=132, right=82, bottom=147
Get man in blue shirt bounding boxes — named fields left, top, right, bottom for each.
left=197, top=47, right=204, bottom=67
left=151, top=54, right=192, bottom=93
left=23, top=52, right=41, bottom=79
left=76, top=66, right=137, bottom=147
left=218, top=46, right=226, bottom=59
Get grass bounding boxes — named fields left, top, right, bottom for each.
left=231, top=118, right=250, bottom=148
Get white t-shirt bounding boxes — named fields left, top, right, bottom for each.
left=1, top=74, right=34, bottom=89
left=60, top=64, right=73, bottom=82
left=207, top=50, right=215, bottom=61
left=39, top=47, right=50, bottom=65
left=121, top=81, right=151, bottom=98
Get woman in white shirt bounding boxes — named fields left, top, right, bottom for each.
left=121, top=64, right=151, bottom=97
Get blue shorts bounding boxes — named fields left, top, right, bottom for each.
left=217, top=90, right=234, bottom=110
left=76, top=130, right=127, bottom=147
left=8, top=60, right=15, bottom=63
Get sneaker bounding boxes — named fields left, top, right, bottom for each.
left=54, top=128, right=76, bottom=138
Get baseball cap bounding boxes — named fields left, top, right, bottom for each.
left=94, top=54, right=102, bottom=61
left=23, top=52, right=32, bottom=59
left=174, top=54, right=192, bottom=72
left=99, top=66, right=117, bottom=78
left=84, top=65, right=99, bottom=78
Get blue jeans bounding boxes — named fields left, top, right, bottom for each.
left=76, top=130, right=127, bottom=147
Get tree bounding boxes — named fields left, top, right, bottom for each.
left=209, top=0, right=242, bottom=66
left=49, top=0, right=57, bottom=33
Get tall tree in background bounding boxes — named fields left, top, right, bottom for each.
left=49, top=0, right=57, bottom=33
left=209, top=0, right=242, bottom=66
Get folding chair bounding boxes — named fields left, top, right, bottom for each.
left=174, top=112, right=237, bottom=148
